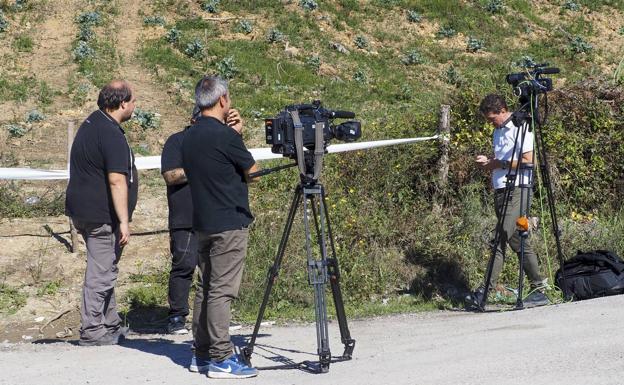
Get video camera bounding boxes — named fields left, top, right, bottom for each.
left=506, top=64, right=559, bottom=106
left=265, top=100, right=361, bottom=158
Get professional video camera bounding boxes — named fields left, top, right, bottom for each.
left=265, top=100, right=362, bottom=158
left=506, top=64, right=560, bottom=106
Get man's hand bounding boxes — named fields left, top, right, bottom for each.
left=226, top=109, right=243, bottom=134
left=119, top=221, right=130, bottom=246
left=475, top=155, right=492, bottom=170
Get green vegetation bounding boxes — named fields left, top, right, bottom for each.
left=0, top=182, right=66, bottom=218
left=0, top=284, right=27, bottom=315
left=37, top=280, right=63, bottom=297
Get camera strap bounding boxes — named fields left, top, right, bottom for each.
left=291, top=110, right=307, bottom=176
left=313, top=121, right=324, bottom=180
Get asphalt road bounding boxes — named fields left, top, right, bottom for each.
left=2, top=295, right=624, bottom=385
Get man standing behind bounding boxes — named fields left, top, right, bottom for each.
left=467, top=93, right=549, bottom=309
left=161, top=107, right=200, bottom=335
left=183, top=76, right=259, bottom=379
left=66, top=80, right=138, bottom=346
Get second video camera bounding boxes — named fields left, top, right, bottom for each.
left=265, top=100, right=361, bottom=158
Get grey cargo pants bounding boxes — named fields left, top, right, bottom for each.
left=73, top=220, right=122, bottom=341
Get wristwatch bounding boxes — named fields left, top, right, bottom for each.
left=500, top=159, right=510, bottom=169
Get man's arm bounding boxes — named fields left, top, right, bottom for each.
left=245, top=163, right=260, bottom=183
left=475, top=151, right=534, bottom=170
left=108, top=172, right=130, bottom=246
left=162, top=168, right=187, bottom=186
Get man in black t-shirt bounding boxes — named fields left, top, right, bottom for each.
left=160, top=107, right=200, bottom=335
left=183, top=76, right=259, bottom=378
left=66, top=80, right=138, bottom=346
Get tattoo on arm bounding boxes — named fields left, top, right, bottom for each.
left=162, top=168, right=187, bottom=186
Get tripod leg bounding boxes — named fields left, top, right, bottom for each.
left=303, top=188, right=331, bottom=373
left=242, top=186, right=302, bottom=363
left=320, top=187, right=355, bottom=358
left=515, top=185, right=532, bottom=310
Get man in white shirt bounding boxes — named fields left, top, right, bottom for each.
left=467, top=94, right=549, bottom=309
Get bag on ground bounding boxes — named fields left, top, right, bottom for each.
left=555, top=250, right=624, bottom=300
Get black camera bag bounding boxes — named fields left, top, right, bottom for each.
left=556, top=250, right=624, bottom=300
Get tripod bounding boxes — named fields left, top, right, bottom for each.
left=476, top=95, right=568, bottom=311
left=242, top=155, right=355, bottom=373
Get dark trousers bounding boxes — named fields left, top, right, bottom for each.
left=168, top=228, right=199, bottom=318
left=488, top=187, right=545, bottom=289
left=192, top=228, right=248, bottom=361
left=73, top=219, right=122, bottom=341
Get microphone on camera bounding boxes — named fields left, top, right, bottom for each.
left=328, top=110, right=356, bottom=119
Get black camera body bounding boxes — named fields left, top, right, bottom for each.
left=265, top=100, right=361, bottom=158
left=506, top=64, right=559, bottom=106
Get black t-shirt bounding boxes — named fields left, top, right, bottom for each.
left=65, top=110, right=139, bottom=224
left=161, top=127, right=193, bottom=229
left=182, top=116, right=255, bottom=233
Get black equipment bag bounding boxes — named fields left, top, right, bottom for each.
left=556, top=250, right=624, bottom=300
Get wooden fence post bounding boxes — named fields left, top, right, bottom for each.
left=67, top=121, right=79, bottom=253
left=437, top=105, right=451, bottom=191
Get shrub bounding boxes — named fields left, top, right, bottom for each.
left=77, top=25, right=95, bottom=41
left=237, top=19, right=253, bottom=34
left=436, top=26, right=456, bottom=38
left=184, top=38, right=205, bottom=59
left=164, top=28, right=181, bottom=44
left=466, top=37, right=485, bottom=52
left=306, top=55, right=321, bottom=72
left=568, top=36, right=593, bottom=55
left=354, top=35, right=368, bottom=49
left=266, top=28, right=284, bottom=43
left=216, top=56, right=238, bottom=79
left=445, top=65, right=464, bottom=86
left=143, top=16, right=166, bottom=26
left=26, top=109, right=45, bottom=123
left=201, top=0, right=220, bottom=13
left=515, top=55, right=536, bottom=68
left=299, top=0, right=318, bottom=10
left=485, top=0, right=504, bottom=14
left=401, top=49, right=424, bottom=65
left=406, top=10, right=422, bottom=23
left=0, top=11, right=8, bottom=32
left=562, top=1, right=581, bottom=11
left=352, top=69, right=367, bottom=83
left=132, top=108, right=161, bottom=130
left=76, top=11, right=102, bottom=27
left=11, top=0, right=28, bottom=11
left=73, top=41, right=95, bottom=62
left=6, top=123, right=26, bottom=137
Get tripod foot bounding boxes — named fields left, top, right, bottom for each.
left=241, top=346, right=253, bottom=365
left=342, top=339, right=356, bottom=359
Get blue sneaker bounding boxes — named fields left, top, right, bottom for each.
left=189, top=355, right=210, bottom=373
left=208, top=354, right=258, bottom=379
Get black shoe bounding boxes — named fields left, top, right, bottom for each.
left=167, top=316, right=188, bottom=335
left=523, top=291, right=550, bottom=308
left=464, top=288, right=486, bottom=311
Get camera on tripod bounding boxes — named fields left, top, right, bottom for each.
left=265, top=100, right=362, bottom=158
left=506, top=64, right=560, bottom=106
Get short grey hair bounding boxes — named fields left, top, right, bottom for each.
left=195, top=76, right=228, bottom=109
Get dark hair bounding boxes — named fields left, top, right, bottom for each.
left=97, top=81, right=132, bottom=111
left=479, top=94, right=508, bottom=115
